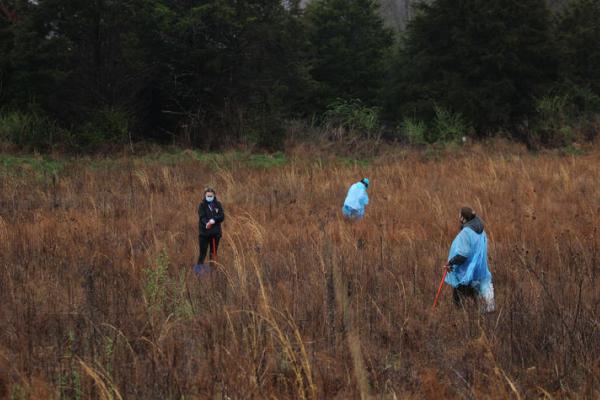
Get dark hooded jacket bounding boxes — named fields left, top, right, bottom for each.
left=198, top=197, right=225, bottom=237
left=463, top=216, right=484, bottom=234
left=449, top=216, right=484, bottom=266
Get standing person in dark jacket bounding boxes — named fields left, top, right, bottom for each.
left=198, top=187, right=225, bottom=265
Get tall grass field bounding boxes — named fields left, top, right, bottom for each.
left=0, top=144, right=598, bottom=399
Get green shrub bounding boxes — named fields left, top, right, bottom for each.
left=0, top=111, right=62, bottom=151
left=431, top=105, right=470, bottom=144
left=143, top=250, right=193, bottom=318
left=533, top=94, right=576, bottom=147
left=143, top=250, right=170, bottom=312
left=323, top=99, right=381, bottom=136
left=78, top=107, right=132, bottom=150
left=400, top=117, right=427, bottom=145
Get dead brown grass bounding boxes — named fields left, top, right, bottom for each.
left=0, top=143, right=599, bottom=399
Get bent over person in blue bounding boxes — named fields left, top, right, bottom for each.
left=342, top=178, right=369, bottom=219
left=443, top=207, right=495, bottom=313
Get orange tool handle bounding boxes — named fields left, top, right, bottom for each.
left=432, top=267, right=448, bottom=310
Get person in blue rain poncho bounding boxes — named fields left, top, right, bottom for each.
left=443, top=207, right=495, bottom=312
left=342, top=178, right=369, bottom=219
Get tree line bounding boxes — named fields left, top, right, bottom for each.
left=1, top=0, right=599, bottom=151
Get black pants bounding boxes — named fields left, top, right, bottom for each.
left=198, top=235, right=220, bottom=264
left=453, top=285, right=477, bottom=307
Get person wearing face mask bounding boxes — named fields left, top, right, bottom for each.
left=442, top=207, right=495, bottom=313
left=198, top=187, right=225, bottom=266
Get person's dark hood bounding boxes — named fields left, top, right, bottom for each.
left=463, top=216, right=484, bottom=234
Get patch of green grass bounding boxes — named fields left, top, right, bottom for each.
left=0, top=154, right=66, bottom=176
left=193, top=150, right=244, bottom=166
left=143, top=151, right=191, bottom=166
left=137, top=149, right=244, bottom=168
left=0, top=150, right=290, bottom=177
left=560, top=144, right=585, bottom=157
left=85, top=157, right=125, bottom=171
left=247, top=152, right=286, bottom=168
left=183, top=150, right=286, bottom=169
left=337, top=156, right=372, bottom=168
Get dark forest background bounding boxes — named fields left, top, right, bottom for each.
left=1, top=0, right=599, bottom=151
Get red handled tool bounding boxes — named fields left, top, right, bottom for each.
left=432, top=266, right=449, bottom=310
left=211, top=237, right=217, bottom=263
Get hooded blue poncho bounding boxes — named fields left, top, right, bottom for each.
left=342, top=181, right=369, bottom=218
left=445, top=220, right=492, bottom=294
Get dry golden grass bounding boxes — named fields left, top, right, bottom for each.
left=0, top=142, right=599, bottom=399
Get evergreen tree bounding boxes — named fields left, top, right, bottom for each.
left=1, top=0, right=312, bottom=149
left=1, top=0, right=167, bottom=147
left=158, top=0, right=310, bottom=147
left=0, top=0, right=69, bottom=112
left=305, top=0, right=394, bottom=110
left=555, top=0, right=600, bottom=98
left=386, top=0, right=558, bottom=133
left=39, top=0, right=164, bottom=129
left=0, top=2, right=16, bottom=106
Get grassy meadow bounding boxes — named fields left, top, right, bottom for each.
left=0, top=143, right=599, bottom=399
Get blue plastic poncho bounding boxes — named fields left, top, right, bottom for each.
left=342, top=182, right=369, bottom=218
left=445, top=226, right=492, bottom=294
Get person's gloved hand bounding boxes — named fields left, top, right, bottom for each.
left=206, top=219, right=216, bottom=229
left=443, top=263, right=453, bottom=272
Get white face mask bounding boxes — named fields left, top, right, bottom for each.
left=205, top=195, right=214, bottom=203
